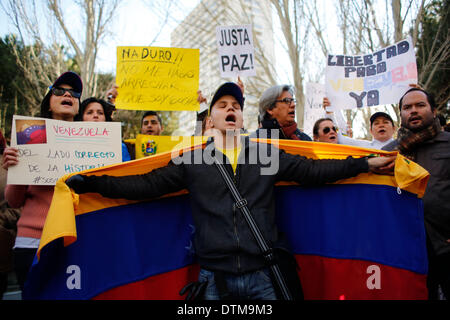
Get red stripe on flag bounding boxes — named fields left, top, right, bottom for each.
left=93, top=265, right=200, bottom=300
left=296, top=254, right=428, bottom=300
left=92, top=256, right=427, bottom=300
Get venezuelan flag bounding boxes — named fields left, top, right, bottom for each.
left=23, top=139, right=429, bottom=300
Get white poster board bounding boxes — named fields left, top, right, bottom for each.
left=8, top=115, right=122, bottom=185
left=304, top=83, right=327, bottom=138
left=332, top=107, right=350, bottom=136
left=216, top=25, right=256, bottom=78
left=326, top=36, right=417, bottom=110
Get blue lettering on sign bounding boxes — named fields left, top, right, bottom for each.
left=364, top=72, right=392, bottom=90
left=64, top=163, right=106, bottom=173
left=74, top=151, right=116, bottom=159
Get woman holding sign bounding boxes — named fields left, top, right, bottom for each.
left=2, top=72, right=82, bottom=293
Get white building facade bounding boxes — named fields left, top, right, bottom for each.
left=171, top=0, right=275, bottom=135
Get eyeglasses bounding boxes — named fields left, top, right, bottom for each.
left=51, top=87, right=81, bottom=98
left=322, top=126, right=337, bottom=134
left=275, top=98, right=296, bottom=105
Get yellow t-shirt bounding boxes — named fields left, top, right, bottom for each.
left=216, top=146, right=242, bottom=174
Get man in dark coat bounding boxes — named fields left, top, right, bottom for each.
left=383, top=88, right=450, bottom=300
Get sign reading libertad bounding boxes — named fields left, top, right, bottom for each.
left=326, top=36, right=417, bottom=110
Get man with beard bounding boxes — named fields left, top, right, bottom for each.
left=383, top=88, right=450, bottom=300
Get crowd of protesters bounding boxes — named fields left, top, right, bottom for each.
left=0, top=68, right=449, bottom=301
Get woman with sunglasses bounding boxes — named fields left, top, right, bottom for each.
left=2, top=72, right=82, bottom=293
left=75, top=97, right=131, bottom=161
left=313, top=118, right=339, bottom=143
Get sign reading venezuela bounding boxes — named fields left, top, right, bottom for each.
left=8, top=115, right=122, bottom=185
left=115, top=46, right=200, bottom=111
left=24, top=140, right=430, bottom=300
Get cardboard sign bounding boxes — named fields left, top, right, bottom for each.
left=216, top=25, right=256, bottom=77
left=116, top=46, right=200, bottom=111
left=304, top=83, right=327, bottom=137
left=332, top=107, right=350, bottom=136
left=326, top=36, right=417, bottom=110
left=8, top=115, right=122, bottom=185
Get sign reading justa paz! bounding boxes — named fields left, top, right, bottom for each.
left=115, top=46, right=200, bottom=111
left=216, top=25, right=256, bottom=78
left=7, top=115, right=122, bottom=185
left=326, top=36, right=417, bottom=110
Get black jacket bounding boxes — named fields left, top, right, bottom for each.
left=253, top=118, right=312, bottom=141
left=383, top=131, right=450, bottom=256
left=77, top=136, right=369, bottom=274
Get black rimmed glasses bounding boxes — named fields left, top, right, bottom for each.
left=51, top=87, right=81, bottom=98
left=322, top=126, right=337, bottom=134
left=275, top=97, right=296, bottom=105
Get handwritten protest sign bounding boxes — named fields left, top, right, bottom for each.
left=326, top=36, right=417, bottom=110
left=304, top=83, right=327, bottom=137
left=8, top=115, right=122, bottom=185
left=216, top=25, right=256, bottom=78
left=332, top=107, right=350, bottom=136
left=116, top=46, right=200, bottom=111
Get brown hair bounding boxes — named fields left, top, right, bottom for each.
left=313, top=117, right=334, bottom=138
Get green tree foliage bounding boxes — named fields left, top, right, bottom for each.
left=0, top=36, right=30, bottom=141
left=416, top=0, right=450, bottom=118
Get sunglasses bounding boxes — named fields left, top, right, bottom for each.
left=51, top=87, right=81, bottom=98
left=275, top=97, right=296, bottom=105
left=322, top=126, right=337, bottom=134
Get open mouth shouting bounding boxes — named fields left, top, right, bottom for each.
left=225, top=113, right=237, bottom=125
left=61, top=99, right=74, bottom=107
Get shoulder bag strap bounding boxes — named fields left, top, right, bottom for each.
left=213, top=156, right=293, bottom=300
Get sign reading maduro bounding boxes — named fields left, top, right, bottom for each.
left=116, top=46, right=200, bottom=111
left=8, top=115, right=122, bottom=185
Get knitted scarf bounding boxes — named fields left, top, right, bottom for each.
left=281, top=122, right=300, bottom=140
left=395, top=117, right=441, bottom=160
